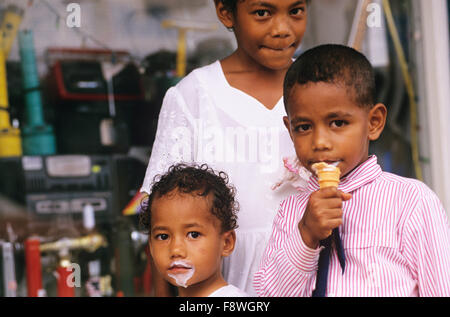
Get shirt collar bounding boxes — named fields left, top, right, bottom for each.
left=307, top=155, right=382, bottom=193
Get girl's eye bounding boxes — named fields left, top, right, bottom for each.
left=331, top=120, right=347, bottom=128
left=187, top=232, right=201, bottom=239
left=155, top=233, right=169, bottom=241
left=290, top=7, right=305, bottom=16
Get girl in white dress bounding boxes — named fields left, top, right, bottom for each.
left=141, top=0, right=309, bottom=296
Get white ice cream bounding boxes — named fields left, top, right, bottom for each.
left=167, top=260, right=195, bottom=288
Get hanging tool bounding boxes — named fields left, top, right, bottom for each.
left=100, top=56, right=127, bottom=118
left=19, top=30, right=57, bottom=155
left=348, top=0, right=423, bottom=180
left=99, top=54, right=127, bottom=147
left=24, top=237, right=44, bottom=297
left=0, top=5, right=23, bottom=157
left=382, top=0, right=423, bottom=181
left=161, top=20, right=217, bottom=78
left=1, top=241, right=17, bottom=297
left=348, top=0, right=372, bottom=51
left=39, top=233, right=108, bottom=254
left=24, top=233, right=108, bottom=297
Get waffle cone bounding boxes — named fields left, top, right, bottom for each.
left=312, top=163, right=341, bottom=189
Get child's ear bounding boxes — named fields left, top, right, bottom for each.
left=368, top=103, right=387, bottom=141
left=221, top=230, right=236, bottom=257
left=214, top=0, right=234, bottom=29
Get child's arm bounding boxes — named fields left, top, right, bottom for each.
left=254, top=189, right=351, bottom=297
left=254, top=196, right=320, bottom=297
left=141, top=86, right=196, bottom=194
left=401, top=188, right=450, bottom=296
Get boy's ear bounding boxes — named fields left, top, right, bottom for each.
left=221, top=230, right=236, bottom=257
left=214, top=0, right=234, bottom=29
left=368, top=103, right=387, bottom=141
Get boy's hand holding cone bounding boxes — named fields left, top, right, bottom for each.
left=298, top=162, right=352, bottom=249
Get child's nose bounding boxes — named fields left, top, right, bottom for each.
left=169, top=237, right=187, bottom=259
left=270, top=16, right=292, bottom=38
left=312, top=128, right=332, bottom=151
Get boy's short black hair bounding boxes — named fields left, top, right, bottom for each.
left=217, top=0, right=239, bottom=13
left=139, top=163, right=239, bottom=234
left=284, top=44, right=376, bottom=114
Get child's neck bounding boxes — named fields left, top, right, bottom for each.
left=177, top=271, right=227, bottom=297
left=220, top=53, right=290, bottom=110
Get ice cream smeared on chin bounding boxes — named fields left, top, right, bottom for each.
left=167, top=260, right=195, bottom=288
left=312, top=162, right=341, bottom=189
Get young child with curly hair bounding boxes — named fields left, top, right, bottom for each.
left=140, top=163, right=248, bottom=297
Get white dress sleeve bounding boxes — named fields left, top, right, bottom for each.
left=140, top=86, right=196, bottom=194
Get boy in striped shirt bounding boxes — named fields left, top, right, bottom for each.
left=254, top=44, right=450, bottom=297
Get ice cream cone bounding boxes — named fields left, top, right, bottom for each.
left=312, top=162, right=341, bottom=189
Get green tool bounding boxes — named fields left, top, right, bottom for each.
left=18, top=30, right=56, bottom=155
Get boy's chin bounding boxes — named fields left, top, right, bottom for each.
left=168, top=279, right=191, bottom=290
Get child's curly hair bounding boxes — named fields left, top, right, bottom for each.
left=139, top=163, right=239, bottom=234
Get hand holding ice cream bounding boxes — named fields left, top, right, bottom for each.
left=297, top=162, right=351, bottom=248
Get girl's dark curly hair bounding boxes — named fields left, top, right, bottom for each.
left=139, top=163, right=239, bottom=234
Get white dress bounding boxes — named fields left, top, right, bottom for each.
left=141, top=61, right=297, bottom=296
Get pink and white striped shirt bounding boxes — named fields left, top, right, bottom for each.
left=254, top=156, right=450, bottom=297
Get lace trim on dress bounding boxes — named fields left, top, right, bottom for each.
left=272, top=156, right=311, bottom=192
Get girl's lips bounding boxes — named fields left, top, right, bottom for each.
left=268, top=47, right=290, bottom=51
left=261, top=43, right=296, bottom=51
left=167, top=262, right=193, bottom=274
left=168, top=267, right=192, bottom=274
